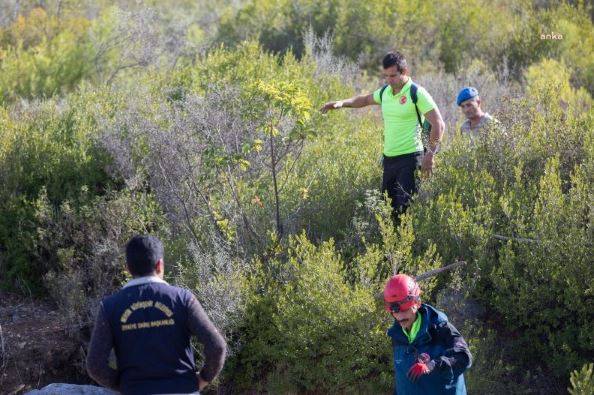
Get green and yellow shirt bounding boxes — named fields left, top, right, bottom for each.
left=372, top=79, right=436, bottom=157
left=401, top=312, right=422, bottom=344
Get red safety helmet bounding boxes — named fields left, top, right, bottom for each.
left=383, top=274, right=421, bottom=313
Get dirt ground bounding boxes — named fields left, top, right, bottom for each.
left=0, top=291, right=90, bottom=394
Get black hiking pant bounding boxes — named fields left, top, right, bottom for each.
left=381, top=151, right=423, bottom=215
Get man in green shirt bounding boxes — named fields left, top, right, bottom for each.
left=320, top=52, right=445, bottom=214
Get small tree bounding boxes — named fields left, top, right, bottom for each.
left=247, top=79, right=313, bottom=238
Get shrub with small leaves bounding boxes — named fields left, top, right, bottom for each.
left=568, top=363, right=594, bottom=395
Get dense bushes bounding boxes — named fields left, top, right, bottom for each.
left=36, top=188, right=168, bottom=326
left=408, top=59, right=593, bottom=379
left=1, top=2, right=593, bottom=394
left=217, top=0, right=594, bottom=94
left=229, top=204, right=442, bottom=393
left=0, top=8, right=94, bottom=104
left=230, top=235, right=392, bottom=393
left=0, top=5, right=203, bottom=105
left=0, top=92, right=115, bottom=290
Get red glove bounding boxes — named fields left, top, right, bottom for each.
left=407, top=353, right=436, bottom=381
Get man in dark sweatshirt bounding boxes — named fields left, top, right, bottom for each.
left=86, top=235, right=227, bottom=395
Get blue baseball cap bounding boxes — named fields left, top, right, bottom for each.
left=456, top=87, right=479, bottom=106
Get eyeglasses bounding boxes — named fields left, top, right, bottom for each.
left=386, top=295, right=420, bottom=313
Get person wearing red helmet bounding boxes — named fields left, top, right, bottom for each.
left=383, top=274, right=471, bottom=395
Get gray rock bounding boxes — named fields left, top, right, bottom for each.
left=25, top=383, right=118, bottom=395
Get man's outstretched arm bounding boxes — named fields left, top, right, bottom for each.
left=320, top=93, right=377, bottom=113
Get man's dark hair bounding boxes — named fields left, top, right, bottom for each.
left=383, top=51, right=408, bottom=73
left=125, top=235, right=164, bottom=276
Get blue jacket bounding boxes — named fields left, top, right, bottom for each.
left=388, top=304, right=472, bottom=395
left=102, top=281, right=198, bottom=395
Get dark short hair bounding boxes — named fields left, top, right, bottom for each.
left=125, top=235, right=164, bottom=276
left=383, top=51, right=408, bottom=73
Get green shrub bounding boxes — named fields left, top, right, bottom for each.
left=230, top=233, right=393, bottom=393
left=228, top=196, right=442, bottom=392
left=35, top=188, right=167, bottom=326
left=491, top=156, right=593, bottom=374
left=0, top=8, right=94, bottom=104
left=405, top=59, right=594, bottom=381
left=216, top=1, right=594, bottom=94
left=0, top=91, right=116, bottom=291
left=568, top=363, right=594, bottom=395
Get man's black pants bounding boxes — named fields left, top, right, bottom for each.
left=381, top=151, right=423, bottom=214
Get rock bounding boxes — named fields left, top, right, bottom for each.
left=25, top=383, right=118, bottom=395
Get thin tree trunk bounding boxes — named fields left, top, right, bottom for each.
left=269, top=124, right=283, bottom=238
left=12, top=0, right=20, bottom=22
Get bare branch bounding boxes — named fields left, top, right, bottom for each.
left=415, top=261, right=468, bottom=282
left=492, top=234, right=540, bottom=243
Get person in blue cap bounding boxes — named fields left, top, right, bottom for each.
left=457, top=87, right=499, bottom=139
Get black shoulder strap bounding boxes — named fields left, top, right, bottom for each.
left=410, top=83, right=423, bottom=127
left=379, top=84, right=389, bottom=103
left=410, top=83, right=418, bottom=103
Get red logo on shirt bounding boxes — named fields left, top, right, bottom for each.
left=400, top=96, right=407, bottom=104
